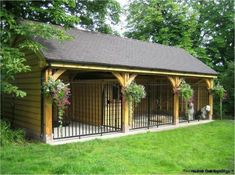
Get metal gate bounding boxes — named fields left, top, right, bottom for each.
left=179, top=84, right=209, bottom=123
left=131, top=83, right=173, bottom=129
left=52, top=81, right=122, bottom=139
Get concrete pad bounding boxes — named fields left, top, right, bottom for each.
left=50, top=120, right=213, bottom=145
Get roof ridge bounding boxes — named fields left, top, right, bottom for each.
left=22, top=19, right=181, bottom=51
left=71, top=27, right=180, bottom=50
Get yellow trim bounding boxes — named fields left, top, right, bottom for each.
left=51, top=69, right=66, bottom=80
left=50, top=63, right=217, bottom=78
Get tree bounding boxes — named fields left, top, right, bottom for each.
left=125, top=0, right=234, bottom=116
left=187, top=0, right=234, bottom=116
left=218, top=62, right=234, bottom=116
left=0, top=0, right=121, bottom=98
left=187, top=0, right=234, bottom=71
left=72, top=0, right=121, bottom=34
left=125, top=0, right=204, bottom=61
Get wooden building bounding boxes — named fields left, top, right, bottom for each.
left=2, top=28, right=217, bottom=142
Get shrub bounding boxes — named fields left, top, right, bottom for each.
left=0, top=120, right=25, bottom=146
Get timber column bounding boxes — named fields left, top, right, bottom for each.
left=43, top=69, right=53, bottom=143
left=112, top=72, right=137, bottom=133
left=168, top=76, right=182, bottom=125
left=205, top=79, right=214, bottom=120
left=43, top=68, right=66, bottom=143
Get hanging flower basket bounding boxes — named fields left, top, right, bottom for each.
left=43, top=77, right=71, bottom=128
left=211, top=82, right=225, bottom=119
left=179, top=80, right=194, bottom=118
left=179, top=80, right=193, bottom=102
left=123, top=82, right=146, bottom=104
left=211, top=83, right=225, bottom=99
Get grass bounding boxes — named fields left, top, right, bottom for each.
left=0, top=120, right=234, bottom=174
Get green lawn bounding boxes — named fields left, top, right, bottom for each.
left=0, top=121, right=234, bottom=174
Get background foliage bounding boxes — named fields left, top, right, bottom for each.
left=1, top=0, right=233, bottom=116
left=125, top=0, right=234, bottom=116
left=0, top=0, right=121, bottom=98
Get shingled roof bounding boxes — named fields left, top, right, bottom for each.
left=39, top=28, right=217, bottom=75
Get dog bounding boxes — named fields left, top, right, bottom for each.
left=195, top=105, right=210, bottom=120
left=188, top=102, right=194, bottom=120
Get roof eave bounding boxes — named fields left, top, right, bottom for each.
left=47, top=60, right=217, bottom=79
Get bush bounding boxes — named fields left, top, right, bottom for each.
left=0, top=120, right=25, bottom=146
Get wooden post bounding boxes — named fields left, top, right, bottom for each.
left=173, top=93, right=179, bottom=124
left=205, top=79, right=214, bottom=120
left=43, top=68, right=66, bottom=142
left=168, top=76, right=182, bottom=125
left=122, top=99, right=129, bottom=132
left=112, top=72, right=137, bottom=133
left=208, top=92, right=213, bottom=120
left=43, top=69, right=53, bottom=142
left=197, top=86, right=200, bottom=111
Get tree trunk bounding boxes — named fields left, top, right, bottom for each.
left=220, top=98, right=222, bottom=120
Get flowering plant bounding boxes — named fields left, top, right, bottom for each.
left=212, top=82, right=226, bottom=119
left=212, top=82, right=225, bottom=99
left=123, top=82, right=146, bottom=104
left=43, top=77, right=70, bottom=127
left=179, top=80, right=193, bottom=117
left=179, top=80, right=193, bottom=102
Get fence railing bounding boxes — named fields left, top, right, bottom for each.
left=131, top=83, right=173, bottom=129
left=52, top=81, right=122, bottom=139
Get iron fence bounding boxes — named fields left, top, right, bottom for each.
left=52, top=81, right=122, bottom=139
left=130, top=83, right=173, bottom=129
left=179, top=84, right=209, bottom=123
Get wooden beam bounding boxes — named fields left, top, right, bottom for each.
left=122, top=100, right=129, bottom=132
left=51, top=63, right=217, bottom=78
left=173, top=92, right=179, bottom=124
left=112, top=72, right=137, bottom=133
left=112, top=72, right=125, bottom=87
left=167, top=76, right=182, bottom=93
left=168, top=76, right=176, bottom=87
left=167, top=76, right=182, bottom=125
left=43, top=69, right=53, bottom=142
left=112, top=72, right=137, bottom=87
left=127, top=74, right=137, bottom=86
left=205, top=79, right=214, bottom=119
left=51, top=69, right=66, bottom=80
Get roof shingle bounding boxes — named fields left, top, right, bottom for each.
left=39, top=29, right=217, bottom=75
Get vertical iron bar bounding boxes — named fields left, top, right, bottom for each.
left=94, top=83, right=96, bottom=134
left=78, top=84, right=81, bottom=138
left=101, top=84, right=104, bottom=136
left=147, top=85, right=150, bottom=129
